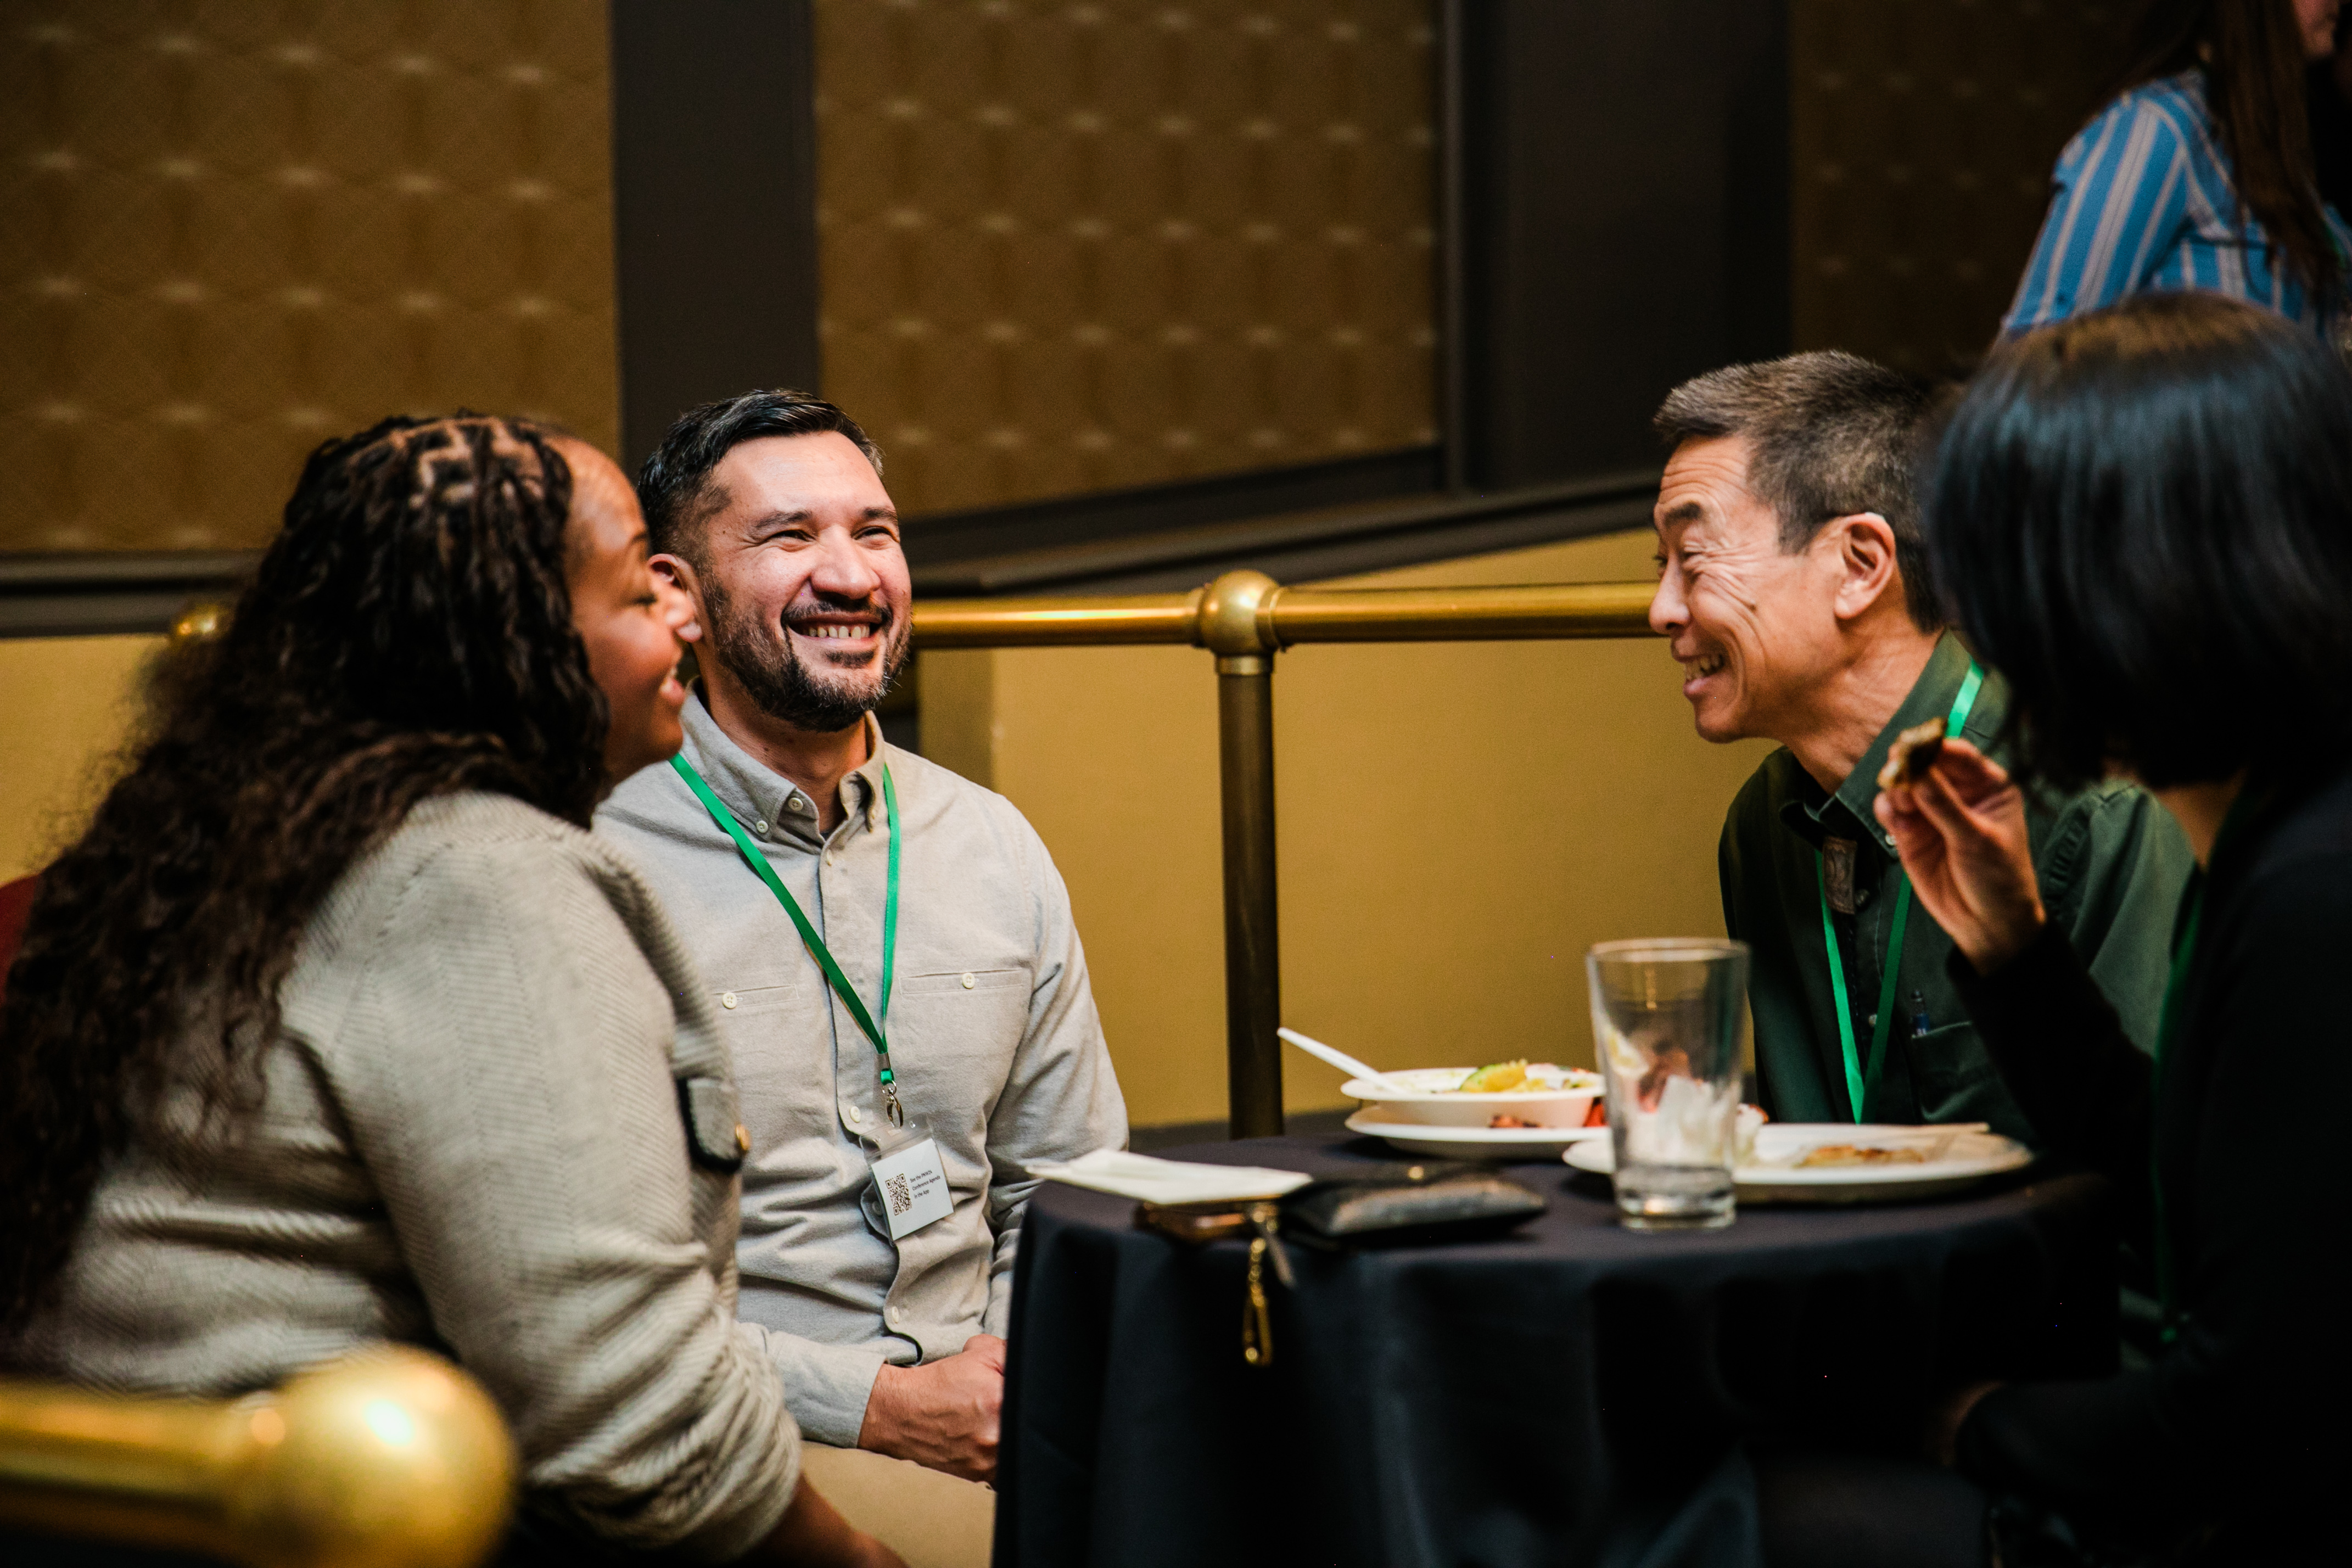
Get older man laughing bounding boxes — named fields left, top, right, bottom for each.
left=1647, top=351, right=2191, bottom=1139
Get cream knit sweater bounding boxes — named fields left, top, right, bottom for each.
left=14, top=792, right=799, bottom=1560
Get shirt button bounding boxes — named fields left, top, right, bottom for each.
left=824, top=852, right=837, bottom=868
left=754, top=820, right=769, bottom=835
left=960, top=972, right=976, bottom=989
left=845, top=1104, right=863, bottom=1125
left=721, top=992, right=738, bottom=1010
left=791, top=796, right=810, bottom=815
left=886, top=1305, right=904, bottom=1328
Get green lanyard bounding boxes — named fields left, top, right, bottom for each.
left=2148, top=786, right=2261, bottom=1341
left=670, top=754, right=906, bottom=1125
left=1817, top=663, right=1983, bottom=1122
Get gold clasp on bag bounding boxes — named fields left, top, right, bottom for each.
left=1240, top=1202, right=1291, bottom=1367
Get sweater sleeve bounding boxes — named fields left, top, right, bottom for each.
left=332, top=833, right=798, bottom=1560
left=1948, top=923, right=2154, bottom=1197
left=1956, top=860, right=2352, bottom=1542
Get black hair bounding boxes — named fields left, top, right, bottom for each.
left=1654, top=351, right=1942, bottom=630
left=1926, top=292, right=2352, bottom=793
left=635, top=390, right=883, bottom=564
left=1, top=416, right=608, bottom=1331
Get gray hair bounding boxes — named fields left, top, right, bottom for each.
left=1654, top=351, right=1941, bottom=630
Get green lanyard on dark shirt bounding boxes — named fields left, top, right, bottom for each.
left=2148, top=784, right=2262, bottom=1341
left=670, top=754, right=906, bottom=1125
left=1816, top=663, right=1984, bottom=1122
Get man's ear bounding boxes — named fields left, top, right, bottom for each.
left=651, top=552, right=704, bottom=642
left=1826, top=512, right=1902, bottom=623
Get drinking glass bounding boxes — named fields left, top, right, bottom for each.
left=1586, top=938, right=1750, bottom=1230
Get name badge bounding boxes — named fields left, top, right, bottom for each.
left=870, top=1127, right=954, bottom=1240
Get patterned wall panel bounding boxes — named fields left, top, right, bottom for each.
left=1, top=0, right=619, bottom=553
left=813, top=0, right=1438, bottom=517
left=1791, top=0, right=2127, bottom=372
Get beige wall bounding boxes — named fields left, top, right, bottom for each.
left=922, top=528, right=1774, bottom=1129
left=0, top=634, right=162, bottom=884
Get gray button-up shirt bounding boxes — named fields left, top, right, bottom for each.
left=597, top=696, right=1127, bottom=1445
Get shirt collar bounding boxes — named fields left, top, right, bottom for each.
left=1808, top=632, right=1996, bottom=849
left=677, top=691, right=889, bottom=848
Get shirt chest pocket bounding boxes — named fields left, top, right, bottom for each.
left=710, top=982, right=816, bottom=1018
left=888, top=967, right=1030, bottom=1073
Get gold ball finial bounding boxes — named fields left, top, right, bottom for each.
left=220, top=1347, right=516, bottom=1568
left=1195, top=569, right=1282, bottom=659
left=169, top=601, right=230, bottom=645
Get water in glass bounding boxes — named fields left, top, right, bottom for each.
left=1586, top=938, right=1750, bottom=1230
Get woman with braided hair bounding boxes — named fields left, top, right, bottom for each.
left=0, top=416, right=901, bottom=1567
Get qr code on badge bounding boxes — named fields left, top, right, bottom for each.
left=884, top=1173, right=912, bottom=1216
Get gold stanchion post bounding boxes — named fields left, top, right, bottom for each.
left=1196, top=571, right=1286, bottom=1138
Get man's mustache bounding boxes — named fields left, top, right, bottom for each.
left=779, top=596, right=897, bottom=636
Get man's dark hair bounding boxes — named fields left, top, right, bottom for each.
left=1928, top=292, right=2352, bottom=792
left=636, top=390, right=884, bottom=563
left=1654, top=351, right=1940, bottom=630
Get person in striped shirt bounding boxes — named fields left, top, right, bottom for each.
left=2005, top=0, right=2350, bottom=338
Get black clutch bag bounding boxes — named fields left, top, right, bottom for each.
left=1134, top=1162, right=1547, bottom=1368
left=1278, top=1160, right=1548, bottom=1249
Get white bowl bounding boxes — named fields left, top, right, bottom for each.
left=1341, top=1065, right=1603, bottom=1129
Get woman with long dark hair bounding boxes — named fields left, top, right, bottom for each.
left=0, top=417, right=900, bottom=1567
left=2005, top=0, right=2350, bottom=337
left=1861, top=293, right=2352, bottom=1562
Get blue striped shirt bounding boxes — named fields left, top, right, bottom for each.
left=2005, top=70, right=2351, bottom=335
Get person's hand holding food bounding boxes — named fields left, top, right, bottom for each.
left=1872, top=727, right=2045, bottom=973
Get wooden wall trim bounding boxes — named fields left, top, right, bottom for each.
left=609, top=0, right=822, bottom=468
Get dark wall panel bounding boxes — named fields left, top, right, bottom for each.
left=610, top=0, right=820, bottom=468
left=1453, top=1, right=1789, bottom=490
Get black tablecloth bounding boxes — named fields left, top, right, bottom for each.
left=994, top=1135, right=2115, bottom=1568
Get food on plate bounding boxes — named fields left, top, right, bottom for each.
left=1440, top=1061, right=1599, bottom=1094
left=1795, top=1143, right=1928, bottom=1168
left=1488, top=1113, right=1535, bottom=1129
left=1876, top=715, right=1948, bottom=793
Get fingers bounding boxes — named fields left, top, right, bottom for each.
left=963, top=1333, right=1008, bottom=1370
left=1924, top=738, right=2011, bottom=803
left=1910, top=761, right=1993, bottom=841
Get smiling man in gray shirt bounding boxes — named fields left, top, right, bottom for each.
left=595, top=390, right=1126, bottom=1528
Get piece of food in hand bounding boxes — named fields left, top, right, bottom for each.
left=1488, top=1113, right=1534, bottom=1129
left=1877, top=716, right=1949, bottom=794
left=1795, top=1143, right=1928, bottom=1168
left=1457, top=1059, right=1530, bottom=1093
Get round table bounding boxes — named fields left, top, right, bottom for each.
left=993, top=1133, right=2114, bottom=1568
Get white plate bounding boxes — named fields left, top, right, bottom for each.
left=1341, top=1066, right=1603, bottom=1129
left=1345, top=1109, right=1611, bottom=1160
left=1563, top=1123, right=2033, bottom=1205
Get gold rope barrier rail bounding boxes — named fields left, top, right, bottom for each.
left=909, top=575, right=1660, bottom=649
left=912, top=569, right=1662, bottom=1136
left=0, top=1346, right=515, bottom=1568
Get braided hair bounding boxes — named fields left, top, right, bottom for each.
left=0, top=415, right=610, bottom=1333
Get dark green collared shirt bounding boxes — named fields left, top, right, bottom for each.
left=1720, top=634, right=2194, bottom=1141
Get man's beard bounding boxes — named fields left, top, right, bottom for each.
left=701, top=576, right=911, bottom=733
